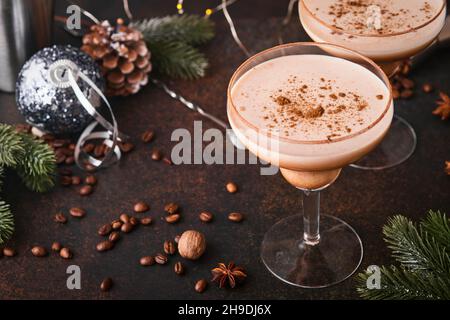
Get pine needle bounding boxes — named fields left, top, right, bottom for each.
left=0, top=200, right=14, bottom=245
left=0, top=124, right=24, bottom=166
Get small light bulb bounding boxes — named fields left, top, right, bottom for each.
left=205, top=8, right=213, bottom=16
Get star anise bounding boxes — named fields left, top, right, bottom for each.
left=445, top=161, right=450, bottom=175
left=433, top=92, right=450, bottom=120
left=211, top=262, right=247, bottom=288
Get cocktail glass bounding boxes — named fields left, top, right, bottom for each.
left=299, top=0, right=447, bottom=170
left=227, top=42, right=393, bottom=288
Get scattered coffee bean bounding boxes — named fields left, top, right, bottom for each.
left=226, top=182, right=238, bottom=193
left=422, top=83, right=433, bottom=93
left=164, top=203, right=179, bottom=215
left=195, top=279, right=207, bottom=293
left=3, top=247, right=16, bottom=257
left=199, top=211, right=213, bottom=223
left=83, top=143, right=95, bottom=153
left=58, top=168, right=73, bottom=176
left=163, top=157, right=172, bottom=165
left=134, top=201, right=149, bottom=213
left=165, top=214, right=180, bottom=224
left=139, top=256, right=155, bottom=266
left=68, top=143, right=76, bottom=151
left=71, top=176, right=81, bottom=185
left=94, top=144, right=105, bottom=157
left=79, top=185, right=93, bottom=196
left=401, top=78, right=415, bottom=89
left=60, top=247, right=72, bottom=259
left=96, top=240, right=114, bottom=252
left=52, top=139, right=66, bottom=148
left=55, top=153, right=66, bottom=164
left=392, top=88, right=400, bottom=99
left=108, top=231, right=120, bottom=243
left=65, top=156, right=75, bottom=165
left=129, top=217, right=139, bottom=226
left=85, top=175, right=97, bottom=185
left=98, top=224, right=112, bottom=236
left=111, top=219, right=122, bottom=230
left=119, top=213, right=130, bottom=223
left=121, top=222, right=133, bottom=233
left=228, top=212, right=244, bottom=222
left=54, top=212, right=67, bottom=224
left=140, top=217, right=152, bottom=225
left=151, top=149, right=162, bottom=161
left=51, top=242, right=62, bottom=252
left=400, top=89, right=414, bottom=99
left=100, top=278, right=113, bottom=292
left=60, top=176, right=72, bottom=186
left=69, top=207, right=86, bottom=218
left=141, top=130, right=155, bottom=143
left=85, top=164, right=96, bottom=172
left=155, top=253, right=168, bottom=265
left=174, top=261, right=184, bottom=275
left=31, top=246, right=47, bottom=257
left=164, top=240, right=177, bottom=255
left=174, top=234, right=181, bottom=243
left=119, top=142, right=134, bottom=153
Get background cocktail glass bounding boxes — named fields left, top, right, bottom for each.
left=299, top=0, right=447, bottom=170
left=227, top=42, right=394, bottom=288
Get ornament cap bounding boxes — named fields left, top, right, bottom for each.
left=48, top=59, right=80, bottom=88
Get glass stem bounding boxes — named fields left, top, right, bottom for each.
left=302, top=190, right=320, bottom=245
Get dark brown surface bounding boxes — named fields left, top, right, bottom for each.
left=0, top=0, right=449, bottom=300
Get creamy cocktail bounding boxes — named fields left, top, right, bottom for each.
left=227, top=43, right=393, bottom=287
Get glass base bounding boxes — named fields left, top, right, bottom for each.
left=261, top=214, right=363, bottom=288
left=350, top=115, right=416, bottom=170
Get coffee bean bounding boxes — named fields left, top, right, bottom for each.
left=400, top=89, right=414, bottom=99
left=164, top=240, right=177, bottom=255
left=85, top=164, right=96, bottom=172
left=139, top=256, right=155, bottom=266
left=79, top=185, right=93, bottom=196
left=134, top=201, right=149, bottom=213
left=228, top=212, right=244, bottom=222
left=100, top=278, right=113, bottom=292
left=60, top=176, right=72, bottom=186
left=401, top=78, right=415, bottom=89
left=71, top=176, right=81, bottom=185
left=199, top=211, right=213, bottom=223
left=58, top=168, right=73, bottom=176
left=60, top=247, right=72, bottom=259
left=3, top=247, right=16, bottom=257
left=111, top=219, right=123, bottom=230
left=129, top=217, right=139, bottom=226
left=174, top=262, right=184, bottom=275
left=70, top=207, right=86, bottom=218
left=85, top=175, right=97, bottom=185
left=163, top=157, right=172, bottom=165
left=31, top=246, right=47, bottom=257
left=174, top=234, right=181, bottom=243
left=155, top=253, right=168, bottom=265
left=119, top=142, right=134, bottom=153
left=96, top=240, right=114, bottom=252
left=119, top=213, right=130, bottom=223
left=226, top=182, right=238, bottom=193
left=392, top=88, right=400, bottom=99
left=55, top=153, right=66, bottom=164
left=94, top=144, right=105, bottom=157
left=141, top=130, right=155, bottom=143
left=54, top=212, right=67, bottom=224
left=108, top=231, right=120, bottom=242
left=98, top=224, right=112, bottom=236
left=140, top=217, right=152, bottom=225
left=151, top=149, right=162, bottom=161
left=83, top=143, right=95, bottom=153
left=52, top=139, right=67, bottom=148
left=121, top=222, right=133, bottom=233
left=51, top=242, right=62, bottom=252
left=195, top=279, right=207, bottom=293
left=164, top=203, right=179, bottom=215
left=165, top=214, right=180, bottom=224
left=68, top=143, right=76, bottom=151
left=422, top=83, right=433, bottom=93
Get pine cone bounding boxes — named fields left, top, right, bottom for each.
left=81, top=18, right=151, bottom=96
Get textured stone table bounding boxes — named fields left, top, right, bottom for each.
left=0, top=0, right=449, bottom=299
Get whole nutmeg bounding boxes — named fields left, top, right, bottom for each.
left=178, top=230, right=206, bottom=260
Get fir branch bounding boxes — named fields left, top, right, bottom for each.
left=0, top=166, right=3, bottom=191
left=0, top=124, right=24, bottom=167
left=15, top=134, right=56, bottom=193
left=132, top=15, right=215, bottom=46
left=357, top=266, right=450, bottom=300
left=148, top=41, right=209, bottom=79
left=383, top=214, right=450, bottom=274
left=420, top=210, right=450, bottom=248
left=0, top=200, right=14, bottom=245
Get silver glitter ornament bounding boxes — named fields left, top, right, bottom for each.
left=15, top=45, right=104, bottom=135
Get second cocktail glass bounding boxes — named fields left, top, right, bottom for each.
left=227, top=43, right=393, bottom=287
left=299, top=0, right=447, bottom=170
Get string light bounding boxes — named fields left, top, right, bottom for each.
left=176, top=1, right=184, bottom=14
